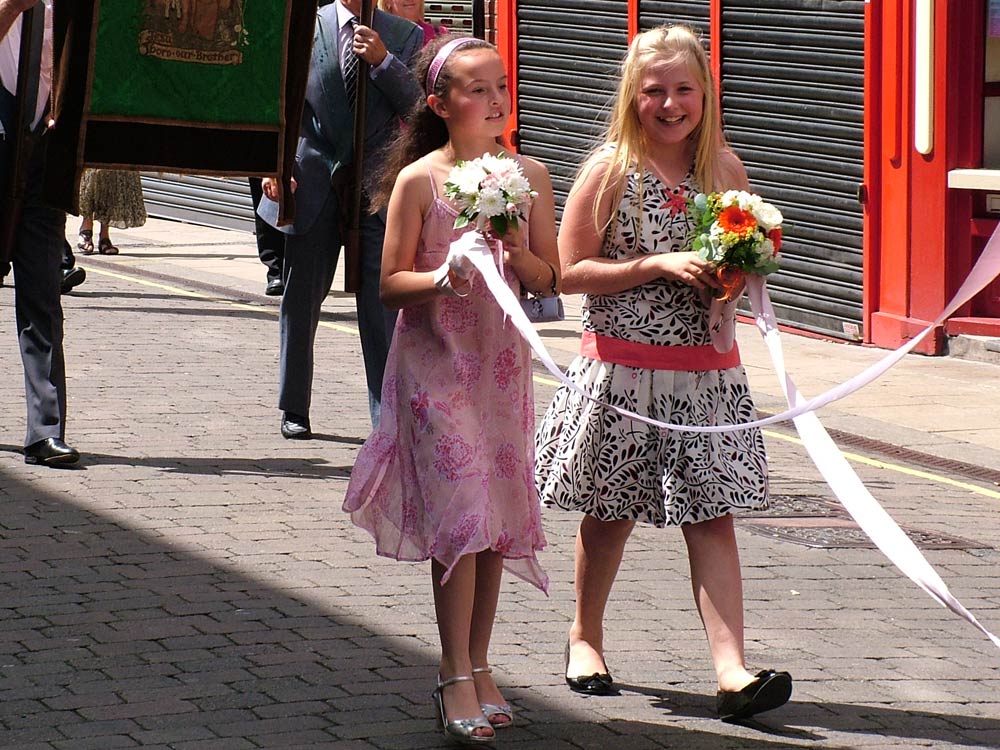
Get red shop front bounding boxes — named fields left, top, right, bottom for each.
left=869, top=0, right=1000, bottom=352
left=493, top=0, right=1000, bottom=353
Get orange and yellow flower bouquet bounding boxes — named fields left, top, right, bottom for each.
left=689, top=190, right=783, bottom=301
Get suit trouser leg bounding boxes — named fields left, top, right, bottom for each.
left=13, top=138, right=69, bottom=447
left=356, top=211, right=397, bottom=427
left=277, top=191, right=341, bottom=417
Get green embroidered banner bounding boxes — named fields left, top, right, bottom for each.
left=89, top=0, right=284, bottom=126
left=44, top=0, right=316, bottom=224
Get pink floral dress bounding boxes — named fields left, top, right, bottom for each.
left=343, top=168, right=548, bottom=592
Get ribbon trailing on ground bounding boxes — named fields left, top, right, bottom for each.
left=456, top=224, right=1000, bottom=649
left=746, top=274, right=1000, bottom=650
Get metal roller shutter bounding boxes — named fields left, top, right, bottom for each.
left=516, top=0, right=628, bottom=212
left=721, top=0, right=866, bottom=338
left=639, top=0, right=710, bottom=39
left=426, top=2, right=474, bottom=34
left=141, top=174, right=254, bottom=232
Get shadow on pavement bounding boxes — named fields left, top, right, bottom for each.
left=0, top=471, right=996, bottom=749
left=0, top=446, right=351, bottom=480
left=64, top=301, right=362, bottom=329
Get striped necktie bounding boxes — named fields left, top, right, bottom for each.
left=342, top=17, right=359, bottom=108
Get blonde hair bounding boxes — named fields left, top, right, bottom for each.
left=581, top=25, right=726, bottom=232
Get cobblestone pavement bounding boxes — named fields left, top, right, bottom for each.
left=1, top=263, right=999, bottom=749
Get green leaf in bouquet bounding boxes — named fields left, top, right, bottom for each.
left=454, top=213, right=471, bottom=229
left=490, top=214, right=509, bottom=236
left=758, top=259, right=780, bottom=275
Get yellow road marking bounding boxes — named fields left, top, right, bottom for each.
left=90, top=265, right=1000, bottom=501
left=762, top=429, right=1000, bottom=500
left=83, top=264, right=360, bottom=334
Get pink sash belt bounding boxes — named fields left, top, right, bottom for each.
left=580, top=330, right=741, bottom=371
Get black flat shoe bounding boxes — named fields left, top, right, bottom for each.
left=265, top=278, right=284, bottom=296
left=717, top=669, right=792, bottom=722
left=564, top=641, right=616, bottom=695
left=61, top=266, right=87, bottom=294
left=280, top=411, right=312, bottom=440
left=24, top=437, right=80, bottom=467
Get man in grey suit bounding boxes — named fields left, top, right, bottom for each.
left=1, top=0, right=80, bottom=466
left=259, top=0, right=421, bottom=438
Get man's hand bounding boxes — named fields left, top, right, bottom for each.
left=352, top=24, right=388, bottom=67
left=262, top=176, right=297, bottom=202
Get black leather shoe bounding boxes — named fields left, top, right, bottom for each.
left=265, top=278, right=284, bottom=296
left=24, top=437, right=80, bottom=466
left=281, top=411, right=312, bottom=439
left=564, top=641, right=616, bottom=695
left=60, top=266, right=87, bottom=294
left=717, top=669, right=792, bottom=722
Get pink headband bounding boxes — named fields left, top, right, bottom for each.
left=425, top=37, right=480, bottom=93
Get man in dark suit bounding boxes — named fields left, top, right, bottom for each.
left=1, top=0, right=80, bottom=466
left=259, top=0, right=421, bottom=438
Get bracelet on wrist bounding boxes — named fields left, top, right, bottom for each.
left=527, top=260, right=558, bottom=297
left=433, top=263, right=470, bottom=298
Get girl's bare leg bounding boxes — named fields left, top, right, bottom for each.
left=468, top=550, right=507, bottom=719
left=567, top=515, right=635, bottom=676
left=681, top=514, right=755, bottom=692
left=432, top=555, right=494, bottom=739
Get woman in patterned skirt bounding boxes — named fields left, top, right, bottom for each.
left=535, top=25, right=792, bottom=722
left=77, top=169, right=147, bottom=255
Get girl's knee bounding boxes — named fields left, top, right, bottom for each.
left=581, top=515, right=635, bottom=544
left=682, top=513, right=734, bottom=540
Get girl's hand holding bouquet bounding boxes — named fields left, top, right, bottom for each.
left=688, top=190, right=783, bottom=301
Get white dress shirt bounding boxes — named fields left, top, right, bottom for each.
left=0, top=0, right=52, bottom=129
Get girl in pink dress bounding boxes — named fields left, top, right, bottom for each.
left=343, top=35, right=559, bottom=745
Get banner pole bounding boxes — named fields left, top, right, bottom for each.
left=343, top=0, right=373, bottom=294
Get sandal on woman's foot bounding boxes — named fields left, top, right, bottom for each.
left=77, top=230, right=94, bottom=255
left=471, top=667, right=513, bottom=728
left=98, top=237, right=118, bottom=255
left=432, top=675, right=495, bottom=745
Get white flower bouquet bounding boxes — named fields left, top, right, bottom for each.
left=443, top=152, right=538, bottom=235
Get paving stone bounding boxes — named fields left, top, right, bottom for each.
left=1, top=249, right=999, bottom=749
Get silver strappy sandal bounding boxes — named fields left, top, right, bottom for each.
left=472, top=667, right=514, bottom=728
left=432, top=674, right=495, bottom=745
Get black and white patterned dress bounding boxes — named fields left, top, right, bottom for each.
left=534, top=168, right=768, bottom=526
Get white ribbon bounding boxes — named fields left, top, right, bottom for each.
left=747, top=274, right=1000, bottom=649
left=457, top=224, right=1000, bottom=649
left=466, top=226, right=1000, bottom=434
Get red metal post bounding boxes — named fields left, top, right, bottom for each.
left=709, top=0, right=721, bottom=88
left=496, top=0, right=519, bottom=148
left=861, top=0, right=881, bottom=343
